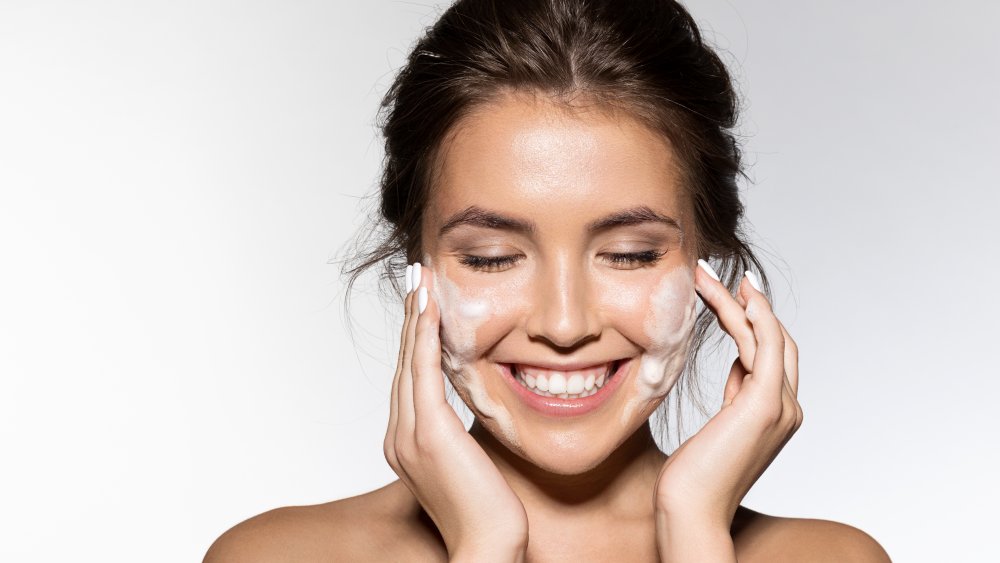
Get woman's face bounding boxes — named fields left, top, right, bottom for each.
left=421, top=92, right=698, bottom=475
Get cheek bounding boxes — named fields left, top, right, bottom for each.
left=594, top=268, right=696, bottom=347
left=643, top=267, right=697, bottom=354
left=594, top=273, right=650, bottom=334
left=432, top=267, right=527, bottom=372
left=432, top=266, right=526, bottom=447
left=435, top=288, right=488, bottom=366
left=594, top=267, right=697, bottom=400
left=636, top=267, right=697, bottom=395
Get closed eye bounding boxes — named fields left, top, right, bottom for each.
left=601, top=250, right=665, bottom=268
left=459, top=254, right=523, bottom=271
left=460, top=250, right=665, bottom=271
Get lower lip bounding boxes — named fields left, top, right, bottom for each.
left=502, top=359, right=632, bottom=417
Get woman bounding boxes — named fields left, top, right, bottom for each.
left=207, top=0, right=890, bottom=560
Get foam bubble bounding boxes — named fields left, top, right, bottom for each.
left=620, top=266, right=697, bottom=426
left=432, top=265, right=520, bottom=448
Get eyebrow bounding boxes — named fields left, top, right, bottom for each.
left=437, top=205, right=681, bottom=236
left=438, top=206, right=535, bottom=236
left=586, top=205, right=682, bottom=233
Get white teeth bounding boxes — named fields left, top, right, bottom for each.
left=536, top=374, right=549, bottom=392
left=549, top=373, right=567, bottom=394
left=566, top=374, right=584, bottom=395
left=514, top=362, right=615, bottom=400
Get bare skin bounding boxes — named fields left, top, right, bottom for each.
left=205, top=91, right=890, bottom=562
left=204, top=478, right=888, bottom=562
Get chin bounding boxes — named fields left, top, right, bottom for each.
left=460, top=356, right=665, bottom=476
left=519, top=427, right=637, bottom=475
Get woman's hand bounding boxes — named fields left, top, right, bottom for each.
left=384, top=263, right=528, bottom=563
left=654, top=261, right=803, bottom=562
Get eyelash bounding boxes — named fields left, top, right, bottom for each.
left=459, top=254, right=523, bottom=271
left=458, top=250, right=665, bottom=271
left=603, top=250, right=665, bottom=267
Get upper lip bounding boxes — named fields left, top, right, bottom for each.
left=507, top=359, right=622, bottom=372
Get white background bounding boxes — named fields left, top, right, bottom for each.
left=1, top=1, right=997, bottom=561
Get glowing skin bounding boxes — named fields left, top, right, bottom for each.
left=622, top=265, right=698, bottom=427
left=421, top=90, right=700, bottom=475
left=431, top=260, right=523, bottom=448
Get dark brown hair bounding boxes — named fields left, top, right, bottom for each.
left=342, top=0, right=770, bottom=444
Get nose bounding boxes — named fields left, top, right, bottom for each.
left=525, top=255, right=602, bottom=350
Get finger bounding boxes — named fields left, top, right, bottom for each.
left=737, top=273, right=799, bottom=398
left=389, top=275, right=415, bottom=428
left=742, top=274, right=786, bottom=396
left=386, top=265, right=416, bottom=466
left=778, top=320, right=799, bottom=397
left=780, top=382, right=804, bottom=433
left=738, top=274, right=799, bottom=396
left=412, top=275, right=448, bottom=415
left=722, top=356, right=747, bottom=407
left=396, top=263, right=423, bottom=437
left=695, top=259, right=757, bottom=372
left=394, top=264, right=415, bottom=374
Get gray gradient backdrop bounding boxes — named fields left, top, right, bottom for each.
left=1, top=1, right=996, bottom=561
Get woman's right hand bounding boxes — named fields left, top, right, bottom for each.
left=384, top=263, right=528, bottom=562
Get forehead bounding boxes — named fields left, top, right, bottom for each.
left=427, top=92, right=688, bottom=229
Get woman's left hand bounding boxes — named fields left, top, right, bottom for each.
left=654, top=263, right=803, bottom=561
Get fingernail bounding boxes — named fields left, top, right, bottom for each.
left=745, top=270, right=762, bottom=292
left=417, top=287, right=428, bottom=314
left=697, top=259, right=721, bottom=282
left=412, top=262, right=422, bottom=290
left=404, top=264, right=413, bottom=294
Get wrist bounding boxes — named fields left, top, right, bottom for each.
left=450, top=534, right=527, bottom=563
left=655, top=491, right=735, bottom=532
left=448, top=532, right=528, bottom=563
left=655, top=511, right=735, bottom=563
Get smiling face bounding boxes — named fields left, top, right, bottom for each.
left=421, top=91, right=699, bottom=475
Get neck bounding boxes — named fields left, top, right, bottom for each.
left=469, top=419, right=667, bottom=518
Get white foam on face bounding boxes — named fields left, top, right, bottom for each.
left=620, top=266, right=698, bottom=427
left=429, top=263, right=521, bottom=448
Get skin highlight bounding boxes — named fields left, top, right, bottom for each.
left=201, top=0, right=890, bottom=557
left=430, top=261, right=523, bottom=448
left=421, top=91, right=697, bottom=488
left=204, top=88, right=890, bottom=563
left=622, top=266, right=698, bottom=428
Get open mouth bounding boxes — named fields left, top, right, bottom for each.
left=511, top=361, right=619, bottom=400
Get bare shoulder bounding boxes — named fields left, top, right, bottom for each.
left=203, top=480, right=446, bottom=563
left=732, top=507, right=891, bottom=563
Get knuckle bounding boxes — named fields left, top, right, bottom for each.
left=749, top=294, right=773, bottom=316
left=776, top=395, right=803, bottom=432
left=413, top=426, right=434, bottom=452
left=754, top=398, right=783, bottom=427
left=394, top=441, right=416, bottom=466
left=413, top=419, right=448, bottom=454
left=786, top=337, right=799, bottom=360
left=785, top=332, right=798, bottom=350
left=409, top=360, right=424, bottom=380
left=383, top=439, right=402, bottom=470
left=779, top=406, right=797, bottom=430
left=737, top=328, right=757, bottom=349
